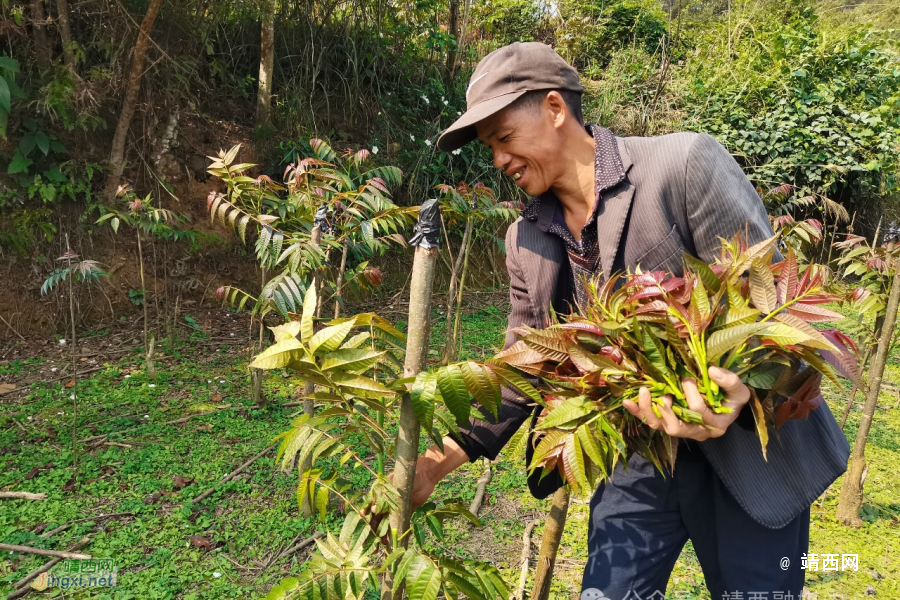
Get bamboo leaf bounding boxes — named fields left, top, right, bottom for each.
left=223, top=144, right=241, bottom=164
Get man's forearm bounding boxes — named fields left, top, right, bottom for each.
left=410, top=436, right=472, bottom=508
left=418, top=436, right=470, bottom=482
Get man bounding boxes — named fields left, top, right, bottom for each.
left=411, top=42, right=850, bottom=599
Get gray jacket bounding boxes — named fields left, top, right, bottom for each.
left=454, top=130, right=850, bottom=529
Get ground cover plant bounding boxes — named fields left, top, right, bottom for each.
left=2, top=297, right=899, bottom=599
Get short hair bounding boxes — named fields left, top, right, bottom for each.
left=508, top=89, right=584, bottom=125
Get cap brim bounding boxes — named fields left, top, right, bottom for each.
left=437, top=91, right=528, bottom=152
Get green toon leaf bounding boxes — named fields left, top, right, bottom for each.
left=320, top=348, right=385, bottom=372
left=436, top=364, right=470, bottom=427
left=309, top=317, right=357, bottom=355
left=250, top=337, right=305, bottom=369
left=535, top=397, right=593, bottom=430
left=405, top=555, right=441, bottom=600
left=301, top=287, right=317, bottom=342
left=706, top=322, right=770, bottom=361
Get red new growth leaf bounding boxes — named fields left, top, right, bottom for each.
left=775, top=371, right=823, bottom=428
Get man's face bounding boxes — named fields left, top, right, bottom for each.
left=475, top=94, right=564, bottom=197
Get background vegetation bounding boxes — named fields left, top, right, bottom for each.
left=2, top=0, right=900, bottom=598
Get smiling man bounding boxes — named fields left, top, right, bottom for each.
left=411, top=42, right=849, bottom=599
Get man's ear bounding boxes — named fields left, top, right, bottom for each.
left=544, top=91, right=568, bottom=130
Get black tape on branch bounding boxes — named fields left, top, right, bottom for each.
left=884, top=221, right=900, bottom=245
left=409, top=199, right=441, bottom=249
left=313, top=205, right=329, bottom=229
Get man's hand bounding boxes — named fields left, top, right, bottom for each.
left=622, top=366, right=751, bottom=441
left=406, top=436, right=470, bottom=509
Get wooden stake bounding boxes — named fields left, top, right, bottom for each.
left=384, top=201, right=441, bottom=600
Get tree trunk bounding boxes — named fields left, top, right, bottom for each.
left=255, top=1, right=276, bottom=128
left=449, top=229, right=474, bottom=358
left=56, top=0, right=77, bottom=78
left=385, top=203, right=441, bottom=600
left=836, top=261, right=900, bottom=527
left=530, top=486, right=570, bottom=600
left=30, top=0, right=52, bottom=70
left=106, top=0, right=164, bottom=197
left=252, top=266, right=267, bottom=408
left=333, top=243, right=349, bottom=319
left=447, top=0, right=460, bottom=77
left=441, top=217, right=472, bottom=365
left=136, top=231, right=154, bottom=378
left=65, top=235, right=78, bottom=489
left=302, top=224, right=323, bottom=417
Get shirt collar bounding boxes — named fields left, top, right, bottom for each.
left=522, top=125, right=626, bottom=226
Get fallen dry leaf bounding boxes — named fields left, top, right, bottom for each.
left=143, top=491, right=162, bottom=504
left=210, top=393, right=223, bottom=403
left=0, top=383, right=17, bottom=395
left=172, top=475, right=195, bottom=490
left=189, top=535, right=211, bottom=551
left=195, top=424, right=213, bottom=433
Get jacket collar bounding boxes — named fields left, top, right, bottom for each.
left=522, top=125, right=630, bottom=232
left=521, top=126, right=635, bottom=278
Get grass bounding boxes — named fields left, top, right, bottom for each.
left=1, top=299, right=898, bottom=599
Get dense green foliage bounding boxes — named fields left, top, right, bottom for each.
left=680, top=4, right=900, bottom=209
left=1, top=0, right=898, bottom=256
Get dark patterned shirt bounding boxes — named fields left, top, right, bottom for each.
left=521, top=125, right=627, bottom=310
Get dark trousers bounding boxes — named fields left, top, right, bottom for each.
left=581, top=442, right=809, bottom=600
